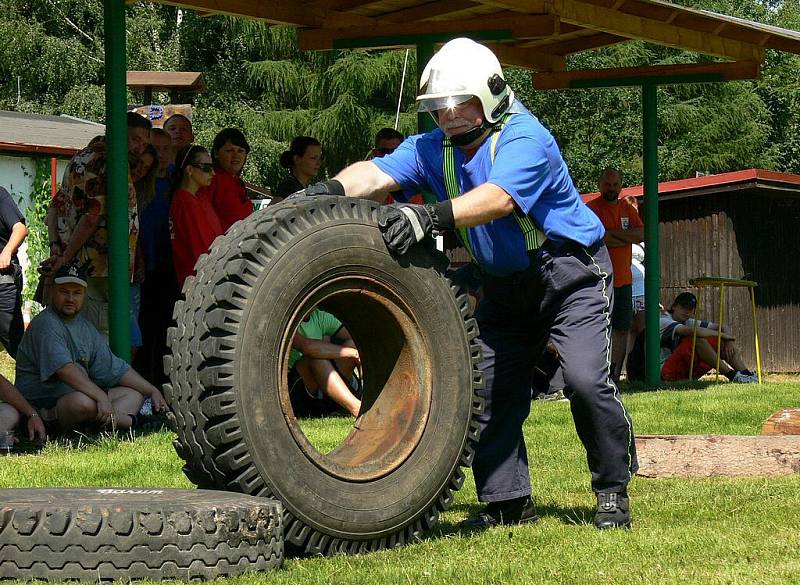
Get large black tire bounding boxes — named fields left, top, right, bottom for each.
left=0, top=488, right=283, bottom=580
left=165, top=196, right=483, bottom=555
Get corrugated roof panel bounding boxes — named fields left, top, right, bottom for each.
left=0, top=111, right=104, bottom=156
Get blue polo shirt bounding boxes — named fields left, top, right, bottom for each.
left=372, top=102, right=604, bottom=276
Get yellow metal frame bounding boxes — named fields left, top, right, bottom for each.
left=688, top=277, right=762, bottom=384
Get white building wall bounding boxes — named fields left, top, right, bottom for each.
left=0, top=154, right=69, bottom=320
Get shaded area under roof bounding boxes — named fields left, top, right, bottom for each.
left=155, top=0, right=800, bottom=71
left=0, top=111, right=104, bottom=157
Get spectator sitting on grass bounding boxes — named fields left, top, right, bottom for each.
left=0, top=375, right=47, bottom=442
left=289, top=308, right=361, bottom=418
left=14, top=262, right=168, bottom=434
left=627, top=292, right=757, bottom=383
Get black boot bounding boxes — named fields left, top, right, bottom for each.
left=594, top=491, right=631, bottom=529
left=460, top=496, right=539, bottom=530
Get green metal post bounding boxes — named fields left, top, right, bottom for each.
left=416, top=41, right=436, bottom=133
left=642, top=82, right=660, bottom=386
left=104, top=0, right=131, bottom=361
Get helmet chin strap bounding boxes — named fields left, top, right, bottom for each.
left=448, top=121, right=492, bottom=147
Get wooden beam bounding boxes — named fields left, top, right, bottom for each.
left=472, top=0, right=552, bottom=14
left=126, top=71, right=205, bottom=92
left=553, top=0, right=765, bottom=61
left=762, top=408, right=800, bottom=436
left=635, top=434, right=800, bottom=478
left=523, top=31, right=625, bottom=54
left=377, top=0, right=480, bottom=24
left=491, top=44, right=566, bottom=71
left=298, top=14, right=559, bottom=50
left=304, top=0, right=374, bottom=11
left=532, top=60, right=760, bottom=89
left=474, top=0, right=764, bottom=61
left=155, top=0, right=375, bottom=28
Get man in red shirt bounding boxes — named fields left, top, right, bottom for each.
left=587, top=168, right=643, bottom=381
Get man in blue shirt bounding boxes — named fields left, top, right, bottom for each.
left=299, top=38, right=637, bottom=529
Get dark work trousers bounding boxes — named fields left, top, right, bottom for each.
left=134, top=263, right=180, bottom=387
left=472, top=242, right=638, bottom=501
left=0, top=276, right=24, bottom=358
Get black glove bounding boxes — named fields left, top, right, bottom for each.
left=379, top=200, right=455, bottom=255
left=286, top=179, right=346, bottom=200
left=378, top=204, right=435, bottom=255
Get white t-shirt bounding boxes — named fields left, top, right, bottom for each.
left=631, top=244, right=645, bottom=298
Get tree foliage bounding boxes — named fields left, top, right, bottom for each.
left=2, top=0, right=800, bottom=193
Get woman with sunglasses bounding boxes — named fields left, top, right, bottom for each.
left=169, top=145, right=224, bottom=288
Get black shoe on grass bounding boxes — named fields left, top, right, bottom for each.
left=460, top=496, right=540, bottom=530
left=594, top=491, right=631, bottom=529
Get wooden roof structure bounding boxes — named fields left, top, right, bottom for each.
left=126, top=71, right=206, bottom=92
left=582, top=169, right=800, bottom=202
left=155, top=0, right=800, bottom=77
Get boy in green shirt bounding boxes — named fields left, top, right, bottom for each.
left=290, top=309, right=361, bottom=417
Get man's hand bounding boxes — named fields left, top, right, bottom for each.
left=288, top=180, right=346, bottom=200
left=342, top=347, right=361, bottom=368
left=41, top=254, right=65, bottom=276
left=721, top=340, right=736, bottom=364
left=378, top=204, right=436, bottom=255
left=0, top=250, right=12, bottom=271
left=95, top=395, right=113, bottom=424
left=150, top=388, right=168, bottom=413
left=27, top=415, right=47, bottom=442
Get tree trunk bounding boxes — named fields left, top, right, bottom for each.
left=761, top=408, right=800, bottom=436
left=635, top=435, right=800, bottom=478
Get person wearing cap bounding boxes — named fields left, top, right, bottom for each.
left=14, top=262, right=168, bottom=434
left=658, top=292, right=757, bottom=383
left=293, top=38, right=637, bottom=529
left=587, top=169, right=643, bottom=382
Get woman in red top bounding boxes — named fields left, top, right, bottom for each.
left=207, top=128, right=253, bottom=232
left=170, top=145, right=224, bottom=288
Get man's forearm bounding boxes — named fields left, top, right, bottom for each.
left=46, top=204, right=60, bottom=243
left=56, top=363, right=107, bottom=402
left=451, top=183, right=515, bottom=228
left=605, top=228, right=643, bottom=245
left=294, top=337, right=357, bottom=360
left=118, top=367, right=157, bottom=397
left=0, top=379, right=37, bottom=418
left=1, top=223, right=28, bottom=258
left=62, top=214, right=101, bottom=263
left=336, top=162, right=400, bottom=201
left=604, top=233, right=626, bottom=247
left=692, top=326, right=726, bottom=339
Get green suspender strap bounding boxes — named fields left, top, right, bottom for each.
left=442, top=118, right=546, bottom=261
left=442, top=137, right=477, bottom=261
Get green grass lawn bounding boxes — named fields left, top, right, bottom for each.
left=2, top=377, right=800, bottom=584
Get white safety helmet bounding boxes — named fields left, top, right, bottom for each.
left=416, top=38, right=514, bottom=124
